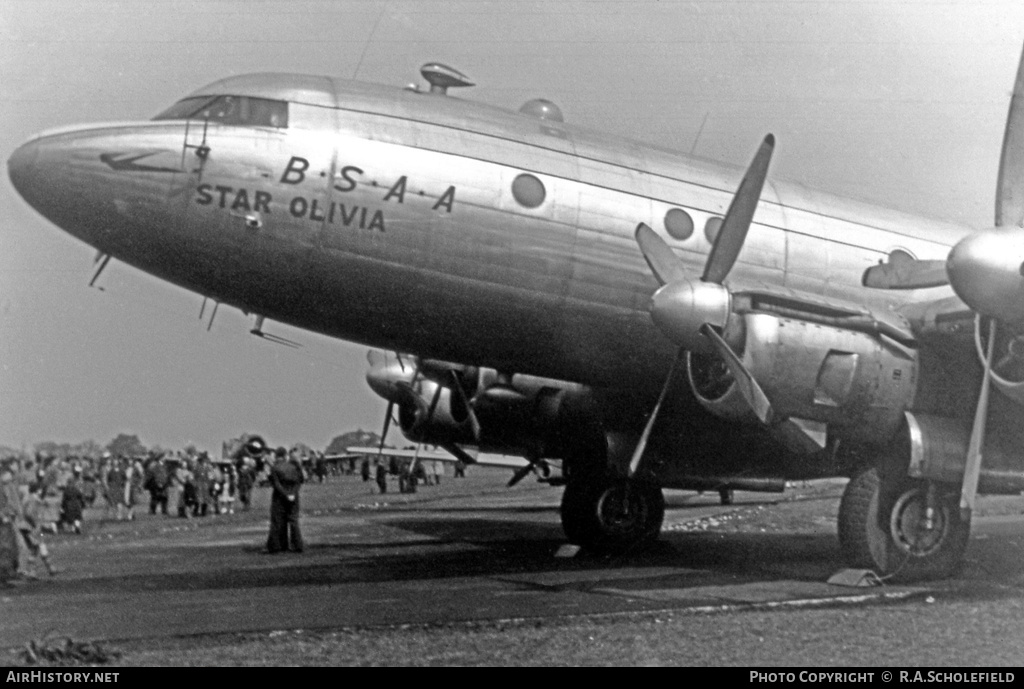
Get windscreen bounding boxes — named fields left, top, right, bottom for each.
left=153, top=95, right=288, bottom=128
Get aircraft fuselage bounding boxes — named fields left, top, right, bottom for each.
left=9, top=73, right=972, bottom=401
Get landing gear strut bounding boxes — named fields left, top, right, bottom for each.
left=560, top=476, right=665, bottom=555
left=838, top=466, right=970, bottom=582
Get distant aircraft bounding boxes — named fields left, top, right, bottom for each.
left=9, top=52, right=1024, bottom=580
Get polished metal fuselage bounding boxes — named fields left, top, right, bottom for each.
left=8, top=73, right=973, bottom=413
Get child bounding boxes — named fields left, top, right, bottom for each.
left=19, top=483, right=56, bottom=577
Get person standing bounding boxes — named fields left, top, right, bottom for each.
left=126, top=459, right=144, bottom=521
left=59, top=469, right=86, bottom=534
left=192, top=454, right=211, bottom=517
left=374, top=459, right=388, bottom=494
left=0, top=465, right=23, bottom=585
left=106, top=459, right=127, bottom=521
left=165, top=456, right=183, bottom=519
left=236, top=459, right=255, bottom=512
left=180, top=461, right=197, bottom=519
left=145, top=455, right=169, bottom=515
left=266, top=447, right=304, bottom=553
left=314, top=452, right=327, bottom=483
left=18, top=483, right=56, bottom=577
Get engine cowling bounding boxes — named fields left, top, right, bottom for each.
left=397, top=377, right=596, bottom=459
left=687, top=312, right=918, bottom=446
left=396, top=380, right=477, bottom=446
left=975, top=315, right=1024, bottom=405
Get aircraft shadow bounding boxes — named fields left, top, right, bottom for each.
left=19, top=515, right=844, bottom=598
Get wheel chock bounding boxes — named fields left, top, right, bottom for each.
left=827, top=568, right=882, bottom=587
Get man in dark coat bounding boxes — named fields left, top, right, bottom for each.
left=60, top=469, right=86, bottom=534
left=192, top=454, right=211, bottom=517
left=236, top=459, right=255, bottom=511
left=266, top=448, right=304, bottom=553
left=106, top=459, right=127, bottom=521
left=145, top=456, right=169, bottom=515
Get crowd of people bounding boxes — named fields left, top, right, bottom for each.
left=362, top=456, right=457, bottom=494
left=0, top=447, right=267, bottom=586
left=0, top=442, right=467, bottom=586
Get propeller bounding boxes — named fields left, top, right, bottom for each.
left=629, top=134, right=776, bottom=476
left=950, top=45, right=1024, bottom=519
left=366, top=350, right=419, bottom=456
left=961, top=318, right=996, bottom=516
left=377, top=401, right=395, bottom=456
left=773, top=44, right=1024, bottom=520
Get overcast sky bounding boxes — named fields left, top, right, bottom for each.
left=2, top=0, right=1023, bottom=454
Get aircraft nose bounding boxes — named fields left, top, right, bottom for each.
left=7, top=137, right=41, bottom=204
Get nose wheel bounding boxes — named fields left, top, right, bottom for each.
left=838, top=467, right=970, bottom=581
left=560, top=476, right=665, bottom=554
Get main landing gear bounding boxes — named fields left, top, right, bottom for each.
left=560, top=476, right=665, bottom=555
left=838, top=466, right=970, bottom=582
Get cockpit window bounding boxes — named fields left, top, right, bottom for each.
left=153, top=95, right=288, bottom=128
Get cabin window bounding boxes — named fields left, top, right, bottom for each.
left=664, top=208, right=694, bottom=240
left=705, top=216, right=723, bottom=244
left=511, top=173, right=546, bottom=208
left=153, top=95, right=289, bottom=128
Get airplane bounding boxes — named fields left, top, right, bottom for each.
left=8, top=50, right=1024, bottom=581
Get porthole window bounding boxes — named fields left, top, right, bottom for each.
left=705, top=216, right=723, bottom=243
left=511, top=173, right=546, bottom=208
left=664, top=208, right=694, bottom=240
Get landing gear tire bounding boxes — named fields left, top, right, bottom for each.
left=560, top=477, right=665, bottom=555
left=838, top=467, right=970, bottom=582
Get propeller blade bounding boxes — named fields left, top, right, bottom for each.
left=507, top=462, right=535, bottom=487
left=440, top=442, right=478, bottom=466
left=961, top=319, right=997, bottom=517
left=378, top=401, right=394, bottom=455
left=996, top=44, right=1024, bottom=228
left=426, top=381, right=443, bottom=422
left=636, top=223, right=687, bottom=285
left=448, top=370, right=481, bottom=440
left=628, top=348, right=684, bottom=477
left=702, top=134, right=775, bottom=284
left=700, top=323, right=774, bottom=425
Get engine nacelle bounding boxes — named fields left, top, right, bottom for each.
left=904, top=411, right=1024, bottom=494
left=687, top=313, right=918, bottom=446
left=397, top=380, right=478, bottom=446
left=975, top=316, right=1024, bottom=405
left=396, top=375, right=596, bottom=459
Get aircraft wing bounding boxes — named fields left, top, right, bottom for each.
left=321, top=453, right=363, bottom=465
left=733, top=285, right=917, bottom=345
left=346, top=446, right=539, bottom=471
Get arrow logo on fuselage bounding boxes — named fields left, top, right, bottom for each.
left=100, top=151, right=180, bottom=174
